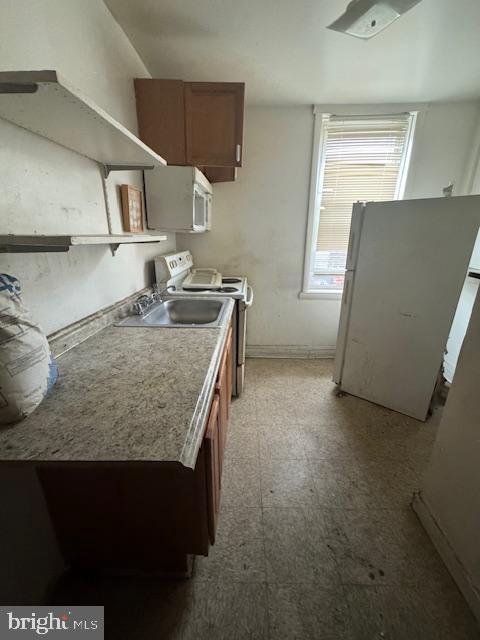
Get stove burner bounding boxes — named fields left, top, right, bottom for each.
left=222, top=277, right=242, bottom=284
left=218, top=287, right=238, bottom=293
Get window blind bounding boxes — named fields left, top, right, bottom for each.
left=314, top=114, right=412, bottom=275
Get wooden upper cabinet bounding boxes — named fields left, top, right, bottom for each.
left=200, top=166, right=237, bottom=183
left=134, top=79, right=244, bottom=171
left=134, top=79, right=186, bottom=165
left=184, top=82, right=244, bottom=168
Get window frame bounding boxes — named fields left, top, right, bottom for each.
left=300, top=107, right=417, bottom=300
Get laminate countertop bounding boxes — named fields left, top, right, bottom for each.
left=0, top=299, right=234, bottom=469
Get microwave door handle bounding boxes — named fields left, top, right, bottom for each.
left=245, top=285, right=254, bottom=307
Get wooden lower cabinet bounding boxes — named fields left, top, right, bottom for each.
left=38, top=327, right=233, bottom=574
left=203, top=325, right=233, bottom=543
left=37, top=460, right=209, bottom=573
left=203, top=395, right=221, bottom=544
left=215, top=326, right=232, bottom=482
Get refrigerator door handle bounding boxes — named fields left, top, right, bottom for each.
left=346, top=202, right=365, bottom=270
left=245, top=285, right=254, bottom=307
left=343, top=276, right=350, bottom=305
left=333, top=270, right=354, bottom=385
left=346, top=232, right=355, bottom=267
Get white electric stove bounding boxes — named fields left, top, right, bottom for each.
left=154, top=251, right=253, bottom=396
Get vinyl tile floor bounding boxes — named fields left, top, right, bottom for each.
left=51, top=359, right=480, bottom=639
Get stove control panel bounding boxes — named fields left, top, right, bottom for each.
left=154, top=251, right=193, bottom=284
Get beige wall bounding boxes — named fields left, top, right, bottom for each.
left=179, top=107, right=341, bottom=356
left=178, top=102, right=480, bottom=354
left=0, top=0, right=175, bottom=336
left=404, top=102, right=480, bottom=199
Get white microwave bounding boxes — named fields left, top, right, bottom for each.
left=145, top=166, right=213, bottom=233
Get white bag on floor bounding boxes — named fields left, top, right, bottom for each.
left=0, top=274, right=58, bottom=425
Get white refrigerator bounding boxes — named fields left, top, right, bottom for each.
left=333, top=195, right=480, bottom=421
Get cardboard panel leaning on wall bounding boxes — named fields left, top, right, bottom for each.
left=417, top=290, right=480, bottom=621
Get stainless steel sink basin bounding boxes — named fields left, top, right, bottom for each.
left=118, top=297, right=229, bottom=328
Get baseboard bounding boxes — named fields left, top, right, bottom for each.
left=246, top=345, right=335, bottom=359
left=412, top=491, right=480, bottom=623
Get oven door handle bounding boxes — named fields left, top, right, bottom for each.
left=245, top=285, right=254, bottom=307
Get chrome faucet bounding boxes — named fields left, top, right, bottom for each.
left=133, top=285, right=175, bottom=315
left=133, top=294, right=154, bottom=315
left=154, top=283, right=176, bottom=301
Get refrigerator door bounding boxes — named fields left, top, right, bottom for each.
left=333, top=202, right=365, bottom=384
left=339, top=195, right=480, bottom=420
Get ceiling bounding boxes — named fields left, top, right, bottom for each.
left=105, top=0, right=480, bottom=106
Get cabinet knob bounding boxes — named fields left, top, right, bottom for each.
left=236, top=144, right=241, bottom=163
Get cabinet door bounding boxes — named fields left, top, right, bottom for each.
left=185, top=82, right=244, bottom=167
left=215, top=351, right=228, bottom=481
left=134, top=79, right=186, bottom=165
left=225, top=329, right=233, bottom=418
left=204, top=395, right=220, bottom=544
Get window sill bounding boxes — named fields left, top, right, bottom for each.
left=299, top=290, right=343, bottom=300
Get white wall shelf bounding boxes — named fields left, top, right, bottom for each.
left=0, top=234, right=168, bottom=254
left=0, top=70, right=167, bottom=170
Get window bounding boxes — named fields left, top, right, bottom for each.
left=302, top=112, right=416, bottom=297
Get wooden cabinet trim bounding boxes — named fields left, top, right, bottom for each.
left=205, top=394, right=220, bottom=440
left=204, top=394, right=220, bottom=544
left=201, top=166, right=237, bottom=183
left=214, top=325, right=233, bottom=485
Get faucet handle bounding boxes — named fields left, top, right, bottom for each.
left=153, top=284, right=175, bottom=302
left=152, top=285, right=161, bottom=301
left=133, top=294, right=150, bottom=315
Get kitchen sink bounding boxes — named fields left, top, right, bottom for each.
left=118, top=297, right=229, bottom=328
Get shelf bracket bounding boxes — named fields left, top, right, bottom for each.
left=110, top=243, right=120, bottom=256
left=102, top=164, right=154, bottom=179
